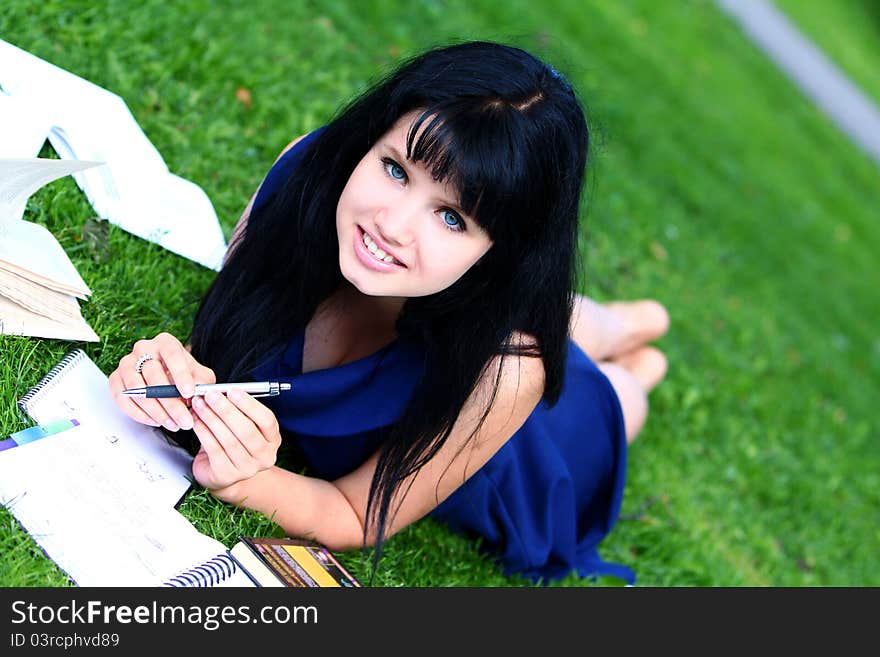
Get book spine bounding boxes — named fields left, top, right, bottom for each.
left=163, top=554, right=239, bottom=587
left=16, top=349, right=87, bottom=417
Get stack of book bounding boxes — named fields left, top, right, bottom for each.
left=0, top=158, right=100, bottom=342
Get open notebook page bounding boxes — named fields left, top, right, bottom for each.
left=18, top=350, right=193, bottom=507
left=0, top=423, right=253, bottom=587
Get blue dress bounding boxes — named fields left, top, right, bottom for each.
left=248, top=129, right=635, bottom=584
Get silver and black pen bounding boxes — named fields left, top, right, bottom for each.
left=121, top=381, right=292, bottom=399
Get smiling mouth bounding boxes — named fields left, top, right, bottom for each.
left=359, top=227, right=405, bottom=266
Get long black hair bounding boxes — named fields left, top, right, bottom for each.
left=189, top=40, right=590, bottom=564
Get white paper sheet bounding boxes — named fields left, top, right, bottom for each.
left=0, top=39, right=229, bottom=270
left=0, top=157, right=102, bottom=227
left=0, top=157, right=102, bottom=340
left=0, top=424, right=252, bottom=587
left=18, top=350, right=194, bottom=507
left=0, top=294, right=99, bottom=342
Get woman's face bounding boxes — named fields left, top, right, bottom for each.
left=336, top=112, right=493, bottom=299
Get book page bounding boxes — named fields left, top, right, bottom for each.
left=0, top=424, right=252, bottom=587
left=0, top=39, right=229, bottom=272
left=0, top=219, right=91, bottom=296
left=229, top=542, right=285, bottom=587
left=19, top=351, right=193, bottom=506
left=0, top=294, right=99, bottom=342
left=0, top=157, right=102, bottom=226
left=0, top=259, right=87, bottom=298
left=0, top=39, right=169, bottom=175
left=0, top=268, right=83, bottom=319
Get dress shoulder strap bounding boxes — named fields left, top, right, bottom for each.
left=251, top=126, right=326, bottom=215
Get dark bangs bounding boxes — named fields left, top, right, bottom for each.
left=405, top=105, right=548, bottom=243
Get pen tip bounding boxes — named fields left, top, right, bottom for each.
left=280, top=383, right=292, bottom=391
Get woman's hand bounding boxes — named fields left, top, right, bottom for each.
left=189, top=389, right=282, bottom=492
left=108, top=332, right=215, bottom=431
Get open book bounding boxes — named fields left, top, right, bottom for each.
left=0, top=427, right=252, bottom=586
left=0, top=158, right=102, bottom=341
left=0, top=38, right=228, bottom=270
left=14, top=349, right=194, bottom=509
left=2, top=349, right=358, bottom=587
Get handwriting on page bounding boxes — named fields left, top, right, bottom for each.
left=22, top=352, right=193, bottom=507
left=0, top=424, right=221, bottom=586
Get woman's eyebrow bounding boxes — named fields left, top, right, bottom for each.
left=386, top=144, right=411, bottom=163
left=385, top=143, right=469, bottom=216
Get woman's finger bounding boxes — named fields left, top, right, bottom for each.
left=154, top=333, right=199, bottom=398
left=202, top=390, right=271, bottom=460
left=192, top=362, right=217, bottom=386
left=191, top=395, right=254, bottom=474
left=108, top=369, right=161, bottom=427
left=225, top=389, right=281, bottom=450
left=191, top=414, right=237, bottom=486
left=111, top=334, right=215, bottom=432
left=117, top=352, right=176, bottom=429
left=138, top=354, right=194, bottom=431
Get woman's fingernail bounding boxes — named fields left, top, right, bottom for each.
left=206, top=392, right=222, bottom=405
left=163, top=420, right=178, bottom=432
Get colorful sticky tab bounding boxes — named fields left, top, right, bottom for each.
left=1, top=418, right=80, bottom=450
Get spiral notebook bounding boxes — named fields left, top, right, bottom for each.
left=1, top=349, right=258, bottom=586
left=4, top=349, right=357, bottom=587
left=15, top=348, right=193, bottom=507
left=0, top=424, right=254, bottom=586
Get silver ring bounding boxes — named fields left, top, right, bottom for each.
left=134, top=353, right=155, bottom=374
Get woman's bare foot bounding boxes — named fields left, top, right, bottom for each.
left=571, top=296, right=670, bottom=362
left=602, top=300, right=670, bottom=357
left=610, top=345, right=668, bottom=393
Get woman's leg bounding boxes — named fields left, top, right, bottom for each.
left=570, top=295, right=669, bottom=443
left=596, top=361, right=650, bottom=443
left=570, top=296, right=670, bottom=363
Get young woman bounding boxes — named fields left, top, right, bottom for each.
left=109, top=41, right=669, bottom=584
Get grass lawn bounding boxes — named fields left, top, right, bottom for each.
left=1, top=0, right=877, bottom=586
left=774, top=0, right=880, bottom=107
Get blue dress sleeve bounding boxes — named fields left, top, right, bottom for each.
left=250, top=127, right=326, bottom=215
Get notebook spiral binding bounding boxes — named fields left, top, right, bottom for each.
left=17, top=349, right=87, bottom=417
left=163, top=555, right=239, bottom=587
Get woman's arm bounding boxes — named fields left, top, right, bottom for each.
left=226, top=134, right=307, bottom=257
left=208, top=342, right=545, bottom=551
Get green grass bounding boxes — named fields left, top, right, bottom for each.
left=1, top=0, right=878, bottom=587
left=774, top=0, right=880, bottom=108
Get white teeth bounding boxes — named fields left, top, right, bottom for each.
left=362, top=229, right=400, bottom=265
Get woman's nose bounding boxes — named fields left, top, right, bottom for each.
left=374, top=203, right=417, bottom=248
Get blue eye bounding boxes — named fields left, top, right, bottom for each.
left=440, top=209, right=465, bottom=232
left=382, top=157, right=407, bottom=181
